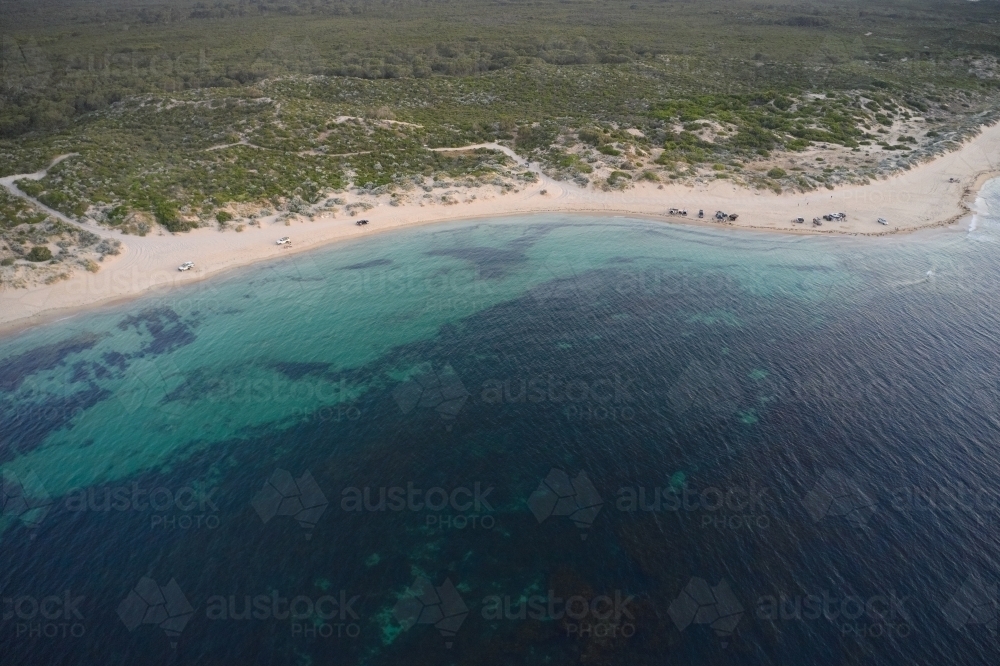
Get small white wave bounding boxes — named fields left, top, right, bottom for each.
left=968, top=188, right=996, bottom=239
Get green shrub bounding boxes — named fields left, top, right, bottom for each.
left=216, top=211, right=233, bottom=223
left=598, top=144, right=621, bottom=156
left=767, top=167, right=787, bottom=178
left=152, top=197, right=195, bottom=233
left=516, top=124, right=558, bottom=152
left=106, top=206, right=128, bottom=225
left=577, top=128, right=604, bottom=146
left=26, top=245, right=53, bottom=262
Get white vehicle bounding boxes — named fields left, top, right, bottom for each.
left=276, top=237, right=290, bottom=245
left=877, top=218, right=888, bottom=225
left=178, top=262, right=194, bottom=271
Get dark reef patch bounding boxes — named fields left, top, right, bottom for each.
left=102, top=351, right=128, bottom=371
left=117, top=307, right=197, bottom=355
left=0, top=333, right=102, bottom=392
left=0, top=385, right=112, bottom=462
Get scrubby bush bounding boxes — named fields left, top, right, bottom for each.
left=77, top=230, right=100, bottom=246
left=26, top=245, right=53, bottom=262
left=607, top=170, right=630, bottom=185
left=96, top=239, right=122, bottom=257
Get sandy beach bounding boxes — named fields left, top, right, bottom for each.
left=2, top=120, right=999, bottom=337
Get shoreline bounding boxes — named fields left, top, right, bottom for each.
left=2, top=121, right=1000, bottom=338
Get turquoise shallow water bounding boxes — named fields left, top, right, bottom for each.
left=3, top=205, right=1000, bottom=664
left=1, top=217, right=860, bottom=495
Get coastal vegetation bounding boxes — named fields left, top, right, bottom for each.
left=1, top=0, right=999, bottom=231
left=0, top=187, right=114, bottom=286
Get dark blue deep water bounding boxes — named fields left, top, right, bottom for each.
left=3, top=209, right=1000, bottom=664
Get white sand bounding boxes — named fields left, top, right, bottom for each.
left=3, top=121, right=1000, bottom=336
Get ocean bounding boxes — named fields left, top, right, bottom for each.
left=2, top=199, right=1000, bottom=664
